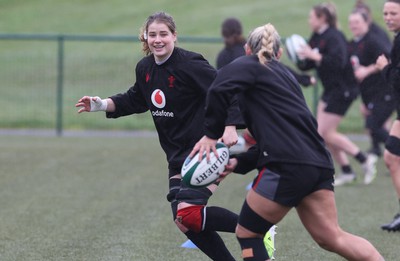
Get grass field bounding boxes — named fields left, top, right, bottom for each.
left=0, top=134, right=399, bottom=261
left=1, top=1, right=399, bottom=260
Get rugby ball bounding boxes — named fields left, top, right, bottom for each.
left=181, top=143, right=230, bottom=188
left=285, top=34, right=307, bottom=64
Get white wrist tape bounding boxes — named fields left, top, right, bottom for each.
left=90, top=96, right=108, bottom=112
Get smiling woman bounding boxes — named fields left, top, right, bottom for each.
left=74, top=11, right=245, bottom=261
left=139, top=12, right=177, bottom=63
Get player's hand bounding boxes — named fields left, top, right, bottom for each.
left=298, top=45, right=321, bottom=63
left=354, top=66, right=369, bottom=83
left=75, top=96, right=107, bottom=113
left=217, top=158, right=237, bottom=182
left=220, top=126, right=238, bottom=148
left=190, top=135, right=218, bottom=162
left=297, top=44, right=314, bottom=60
left=376, top=54, right=389, bottom=71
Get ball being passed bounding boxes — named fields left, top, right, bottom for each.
left=181, top=143, right=230, bottom=188
left=285, top=34, right=307, bottom=65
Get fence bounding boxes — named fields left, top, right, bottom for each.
left=0, top=33, right=229, bottom=136
left=0, top=33, right=334, bottom=136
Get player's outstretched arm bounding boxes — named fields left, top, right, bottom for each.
left=75, top=96, right=116, bottom=113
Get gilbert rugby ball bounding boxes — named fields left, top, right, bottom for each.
left=285, top=34, right=307, bottom=64
left=181, top=143, right=230, bottom=188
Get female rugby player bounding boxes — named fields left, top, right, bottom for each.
left=191, top=22, right=384, bottom=261
left=348, top=10, right=395, bottom=167
left=376, top=0, right=400, bottom=232
left=216, top=17, right=247, bottom=70
left=297, top=2, right=377, bottom=186
left=75, top=11, right=244, bottom=260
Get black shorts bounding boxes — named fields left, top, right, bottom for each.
left=365, top=98, right=396, bottom=130
left=322, top=89, right=357, bottom=116
left=251, top=163, right=334, bottom=207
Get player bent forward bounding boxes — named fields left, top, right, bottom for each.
left=191, top=22, right=384, bottom=261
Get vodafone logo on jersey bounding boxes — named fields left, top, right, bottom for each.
left=150, top=89, right=174, bottom=118
left=151, top=89, right=166, bottom=108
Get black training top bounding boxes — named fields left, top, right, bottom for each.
left=216, top=41, right=246, bottom=69
left=382, top=33, right=400, bottom=118
left=204, top=55, right=334, bottom=173
left=299, top=27, right=357, bottom=98
left=348, top=30, right=393, bottom=104
left=106, top=47, right=243, bottom=170
left=370, top=22, right=392, bottom=48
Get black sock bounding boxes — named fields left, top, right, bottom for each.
left=185, top=230, right=235, bottom=261
left=354, top=151, right=367, bottom=163
left=341, top=165, right=353, bottom=175
left=204, top=206, right=238, bottom=232
left=237, top=237, right=269, bottom=260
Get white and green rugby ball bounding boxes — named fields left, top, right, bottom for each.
left=285, top=34, right=307, bottom=65
left=181, top=143, right=230, bottom=188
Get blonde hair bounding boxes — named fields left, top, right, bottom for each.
left=246, top=23, right=281, bottom=66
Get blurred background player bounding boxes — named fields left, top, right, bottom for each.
left=376, top=0, right=400, bottom=232
left=76, top=11, right=244, bottom=260
left=216, top=17, right=246, bottom=70
left=297, top=2, right=377, bottom=186
left=191, top=22, right=384, bottom=261
left=353, top=0, right=394, bottom=158
left=354, top=0, right=392, bottom=44
left=347, top=9, right=395, bottom=164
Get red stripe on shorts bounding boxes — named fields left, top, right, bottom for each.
left=252, top=167, right=266, bottom=189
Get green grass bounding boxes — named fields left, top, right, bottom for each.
left=0, top=135, right=399, bottom=260
left=0, top=0, right=394, bottom=132
left=1, top=1, right=398, bottom=260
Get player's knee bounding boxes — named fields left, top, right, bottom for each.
left=313, top=234, right=336, bottom=252
left=238, top=200, right=274, bottom=236
left=384, top=150, right=394, bottom=170
left=384, top=136, right=400, bottom=171
left=319, top=130, right=335, bottom=144
left=166, top=178, right=181, bottom=203
left=176, top=205, right=205, bottom=233
left=311, top=227, right=341, bottom=252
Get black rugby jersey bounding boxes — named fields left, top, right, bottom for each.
left=382, top=33, right=400, bottom=118
left=299, top=27, right=357, bottom=97
left=216, top=41, right=246, bottom=69
left=106, top=47, right=243, bottom=169
left=348, top=30, right=392, bottom=104
left=204, top=56, right=334, bottom=171
left=370, top=22, right=392, bottom=48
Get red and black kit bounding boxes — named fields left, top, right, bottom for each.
left=348, top=29, right=394, bottom=108
left=105, top=47, right=243, bottom=261
left=204, top=55, right=334, bottom=207
left=382, top=33, right=400, bottom=120
left=299, top=27, right=358, bottom=116
left=106, top=47, right=243, bottom=172
left=205, top=56, right=334, bottom=172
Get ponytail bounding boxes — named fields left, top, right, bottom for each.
left=247, top=23, right=281, bottom=66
